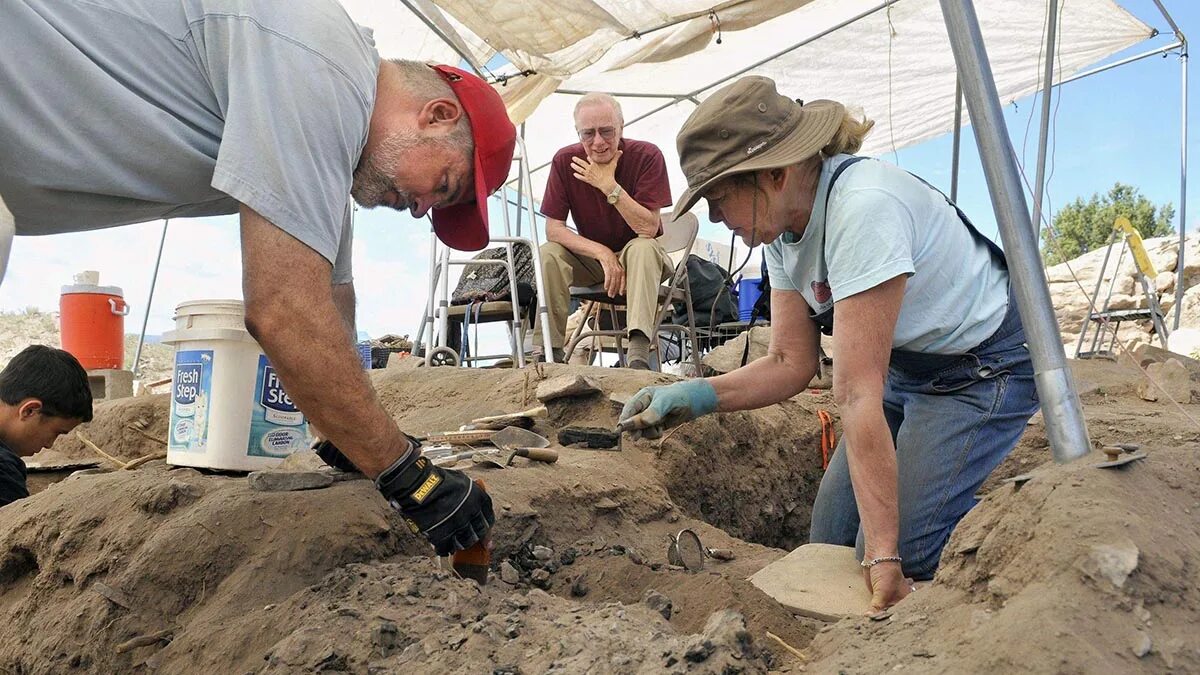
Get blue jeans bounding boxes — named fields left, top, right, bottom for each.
left=808, top=297, right=1039, bottom=580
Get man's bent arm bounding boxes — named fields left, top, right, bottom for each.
left=610, top=192, right=661, bottom=238
left=332, top=282, right=357, bottom=342
left=240, top=205, right=406, bottom=477
left=545, top=217, right=617, bottom=261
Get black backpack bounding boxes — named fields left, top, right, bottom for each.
left=671, top=254, right=738, bottom=328
left=450, top=243, right=535, bottom=306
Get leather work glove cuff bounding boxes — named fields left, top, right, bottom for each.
left=373, top=436, right=432, bottom=502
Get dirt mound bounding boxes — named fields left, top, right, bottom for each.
left=0, top=364, right=828, bottom=673
left=35, top=395, right=172, bottom=467
left=807, top=444, right=1200, bottom=673
left=8, top=357, right=1198, bottom=673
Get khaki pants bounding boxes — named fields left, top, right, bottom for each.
left=535, top=238, right=672, bottom=349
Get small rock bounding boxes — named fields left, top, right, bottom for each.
left=247, top=471, right=333, bottom=492
left=667, top=512, right=680, bottom=523
left=570, top=576, right=589, bottom=597
left=560, top=548, right=578, bottom=565
left=536, top=374, right=601, bottom=402
left=372, top=621, right=400, bottom=656
left=643, top=589, right=673, bottom=620
left=263, top=604, right=276, bottom=612
left=628, top=549, right=646, bottom=566
left=493, top=666, right=522, bottom=675
left=313, top=648, right=348, bottom=671
left=531, top=569, right=551, bottom=588
left=683, top=639, right=715, bottom=663
left=1132, top=631, right=1152, bottom=658
left=500, top=562, right=520, bottom=585
left=1078, top=540, right=1139, bottom=588
left=595, top=498, right=620, bottom=511
left=532, top=546, right=554, bottom=561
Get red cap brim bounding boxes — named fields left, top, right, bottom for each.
left=430, top=150, right=489, bottom=251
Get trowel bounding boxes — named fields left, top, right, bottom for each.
left=471, top=426, right=557, bottom=469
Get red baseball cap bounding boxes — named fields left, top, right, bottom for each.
left=428, top=64, right=516, bottom=251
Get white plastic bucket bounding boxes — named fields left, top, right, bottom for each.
left=162, top=299, right=309, bottom=471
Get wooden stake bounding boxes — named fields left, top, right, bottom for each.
left=75, top=431, right=128, bottom=469
left=123, top=451, right=168, bottom=470
left=115, top=629, right=173, bottom=653
left=765, top=631, right=808, bottom=662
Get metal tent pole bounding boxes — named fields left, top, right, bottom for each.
left=939, top=0, right=1090, bottom=464
left=132, top=219, right=168, bottom=379
left=951, top=75, right=963, bottom=202
left=1031, top=0, right=1059, bottom=236
left=1177, top=47, right=1189, bottom=329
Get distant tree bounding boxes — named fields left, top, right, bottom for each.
left=1041, top=183, right=1175, bottom=265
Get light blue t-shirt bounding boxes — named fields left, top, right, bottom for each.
left=764, top=155, right=1008, bottom=354
left=0, top=0, right=380, bottom=283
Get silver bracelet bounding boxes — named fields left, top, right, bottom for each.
left=860, top=555, right=903, bottom=568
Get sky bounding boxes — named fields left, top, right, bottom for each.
left=2, top=0, right=1195, bottom=357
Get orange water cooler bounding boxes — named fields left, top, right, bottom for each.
left=59, top=271, right=129, bottom=370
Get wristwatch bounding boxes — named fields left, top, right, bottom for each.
left=606, top=184, right=623, bottom=205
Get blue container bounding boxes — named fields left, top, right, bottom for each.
left=357, top=342, right=373, bottom=369
left=738, top=278, right=763, bottom=322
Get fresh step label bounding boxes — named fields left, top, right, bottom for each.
left=248, top=355, right=308, bottom=457
left=169, top=349, right=212, bottom=452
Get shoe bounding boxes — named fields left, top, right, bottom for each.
left=625, top=331, right=651, bottom=371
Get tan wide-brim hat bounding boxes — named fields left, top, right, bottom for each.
left=673, top=76, right=845, bottom=219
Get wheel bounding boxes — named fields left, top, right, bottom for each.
left=428, top=347, right=459, bottom=367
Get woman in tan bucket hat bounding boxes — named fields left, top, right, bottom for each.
left=618, top=76, right=1039, bottom=613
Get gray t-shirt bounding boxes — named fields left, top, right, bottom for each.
left=764, top=155, right=1008, bottom=354
left=0, top=0, right=380, bottom=283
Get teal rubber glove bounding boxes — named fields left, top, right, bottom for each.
left=616, top=379, right=719, bottom=440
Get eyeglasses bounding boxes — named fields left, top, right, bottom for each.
left=577, top=126, right=617, bottom=142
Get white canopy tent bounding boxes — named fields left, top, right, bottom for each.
left=340, top=0, right=1155, bottom=216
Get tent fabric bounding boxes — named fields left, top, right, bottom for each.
left=341, top=0, right=1151, bottom=221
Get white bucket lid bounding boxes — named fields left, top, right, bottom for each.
left=174, top=299, right=245, bottom=318
left=61, top=284, right=124, bottom=296
left=161, top=327, right=259, bottom=346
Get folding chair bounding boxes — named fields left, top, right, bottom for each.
left=413, top=136, right=554, bottom=367
left=562, top=212, right=703, bottom=372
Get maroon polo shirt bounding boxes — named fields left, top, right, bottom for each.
left=539, top=138, right=672, bottom=252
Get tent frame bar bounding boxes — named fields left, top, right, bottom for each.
left=1030, top=0, right=1060, bottom=234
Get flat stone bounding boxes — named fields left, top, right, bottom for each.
left=532, top=546, right=554, bottom=561
left=247, top=471, right=333, bottom=492
left=1137, top=359, right=1195, bottom=403
left=536, top=374, right=602, bottom=402
left=1078, top=540, right=1139, bottom=588
left=748, top=543, right=870, bottom=621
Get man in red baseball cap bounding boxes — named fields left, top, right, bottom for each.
left=350, top=61, right=516, bottom=251
left=1, top=1, right=517, bottom=556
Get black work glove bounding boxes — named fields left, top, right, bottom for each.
left=316, top=437, right=495, bottom=556
left=313, top=439, right=360, bottom=473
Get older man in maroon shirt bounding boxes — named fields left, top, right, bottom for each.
left=535, top=93, right=673, bottom=369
